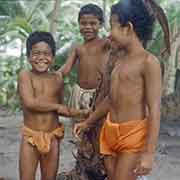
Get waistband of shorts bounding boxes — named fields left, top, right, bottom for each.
left=106, top=113, right=147, bottom=126
left=74, top=83, right=96, bottom=93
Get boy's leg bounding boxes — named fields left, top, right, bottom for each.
left=19, top=136, right=39, bottom=180
left=114, top=152, right=140, bottom=180
left=104, top=155, right=117, bottom=180
left=40, top=137, right=60, bottom=180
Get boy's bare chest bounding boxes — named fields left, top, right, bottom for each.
left=111, top=61, right=142, bottom=83
left=31, top=76, right=60, bottom=97
left=79, top=46, right=107, bottom=65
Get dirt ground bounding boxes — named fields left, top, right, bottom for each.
left=0, top=108, right=180, bottom=180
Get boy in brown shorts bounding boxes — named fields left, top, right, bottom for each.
left=18, top=31, right=88, bottom=180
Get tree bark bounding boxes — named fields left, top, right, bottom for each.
left=102, top=0, right=108, bottom=30
left=50, top=0, right=61, bottom=38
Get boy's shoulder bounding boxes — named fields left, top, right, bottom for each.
left=18, top=69, right=31, bottom=79
left=143, top=51, right=159, bottom=65
left=142, top=51, right=160, bottom=71
left=81, top=38, right=109, bottom=50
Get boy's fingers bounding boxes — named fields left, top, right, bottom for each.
left=134, top=161, right=141, bottom=174
left=73, top=125, right=80, bottom=138
left=73, top=125, right=77, bottom=136
left=134, top=164, right=151, bottom=176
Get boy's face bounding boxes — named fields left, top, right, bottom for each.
left=28, top=42, right=53, bottom=73
left=110, top=15, right=129, bottom=47
left=79, top=14, right=102, bottom=41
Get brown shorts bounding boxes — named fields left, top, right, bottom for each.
left=22, top=123, right=64, bottom=154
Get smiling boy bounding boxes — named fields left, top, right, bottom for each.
left=58, top=4, right=109, bottom=111
left=18, top=31, right=89, bottom=180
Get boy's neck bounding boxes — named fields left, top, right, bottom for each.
left=84, top=36, right=100, bottom=44
left=126, top=37, right=144, bottom=56
left=31, top=69, right=49, bottom=76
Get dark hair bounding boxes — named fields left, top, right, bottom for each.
left=111, top=0, right=155, bottom=47
left=78, top=3, right=104, bottom=24
left=26, top=31, right=56, bottom=57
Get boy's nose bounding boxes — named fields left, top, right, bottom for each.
left=38, top=52, right=46, bottom=59
left=85, top=23, right=92, bottom=29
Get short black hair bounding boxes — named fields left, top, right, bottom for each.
left=111, top=0, right=155, bottom=47
left=26, top=31, right=56, bottom=57
left=78, top=3, right=104, bottom=24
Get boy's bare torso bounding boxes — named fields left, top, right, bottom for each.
left=109, top=51, right=148, bottom=122
left=22, top=71, right=63, bottom=131
left=76, top=39, right=108, bottom=89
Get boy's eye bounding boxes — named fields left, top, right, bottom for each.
left=90, top=22, right=97, bottom=26
left=31, top=51, right=52, bottom=57
left=31, top=51, right=40, bottom=56
left=44, top=52, right=51, bottom=56
left=80, top=21, right=87, bottom=26
left=80, top=21, right=98, bottom=27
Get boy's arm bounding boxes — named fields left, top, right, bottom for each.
left=86, top=96, right=110, bottom=126
left=144, top=55, right=162, bottom=153
left=56, top=47, right=77, bottom=77
left=134, top=54, right=162, bottom=176
left=74, top=96, right=110, bottom=136
left=56, top=73, right=89, bottom=118
left=18, top=70, right=59, bottom=112
left=57, top=106, right=90, bottom=118
left=18, top=70, right=89, bottom=117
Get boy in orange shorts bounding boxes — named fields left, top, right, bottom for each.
left=74, top=0, right=162, bottom=180
left=18, top=31, right=88, bottom=180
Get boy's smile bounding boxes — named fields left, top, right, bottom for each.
left=79, top=14, right=102, bottom=41
left=29, top=42, right=53, bottom=73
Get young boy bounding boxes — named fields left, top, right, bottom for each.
left=18, top=31, right=88, bottom=180
left=74, top=0, right=162, bottom=180
left=58, top=3, right=108, bottom=111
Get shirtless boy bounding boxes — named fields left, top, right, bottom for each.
left=58, top=4, right=108, bottom=110
left=74, top=0, right=162, bottom=180
left=18, top=31, right=88, bottom=180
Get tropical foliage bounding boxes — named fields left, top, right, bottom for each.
left=0, top=0, right=180, bottom=109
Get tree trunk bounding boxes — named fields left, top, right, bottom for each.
left=50, top=0, right=61, bottom=38
left=102, top=0, right=108, bottom=30
left=57, top=117, right=107, bottom=180
left=57, top=123, right=106, bottom=180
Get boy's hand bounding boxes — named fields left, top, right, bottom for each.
left=78, top=109, right=92, bottom=118
left=57, top=105, right=68, bottom=115
left=104, top=36, right=112, bottom=50
left=134, top=152, right=155, bottom=176
left=73, top=121, right=89, bottom=138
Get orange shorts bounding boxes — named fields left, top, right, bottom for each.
left=21, top=123, right=64, bottom=154
left=100, top=113, right=148, bottom=156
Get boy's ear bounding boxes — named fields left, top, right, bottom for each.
left=127, top=22, right=134, bottom=34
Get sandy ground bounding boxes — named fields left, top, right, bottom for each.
left=0, top=108, right=180, bottom=180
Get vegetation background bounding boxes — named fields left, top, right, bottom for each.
left=0, top=0, right=180, bottom=111
left=1, top=1, right=180, bottom=179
